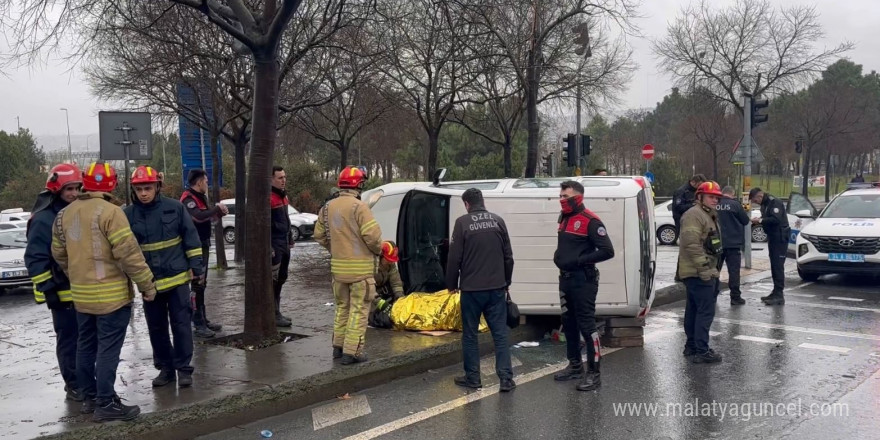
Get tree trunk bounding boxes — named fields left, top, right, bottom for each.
left=525, top=53, right=540, bottom=178
left=338, top=142, right=349, bottom=170
left=210, top=131, right=228, bottom=270
left=243, top=55, right=280, bottom=343
left=710, top=145, right=719, bottom=181
left=824, top=148, right=832, bottom=203
left=801, top=144, right=812, bottom=195
left=427, top=130, right=439, bottom=178
left=233, top=132, right=247, bottom=263
left=503, top=135, right=513, bottom=177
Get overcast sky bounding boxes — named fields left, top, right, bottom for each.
left=1, top=0, right=878, bottom=151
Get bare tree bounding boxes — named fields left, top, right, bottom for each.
left=654, top=0, right=852, bottom=113
left=456, top=0, right=637, bottom=177
left=682, top=90, right=737, bottom=180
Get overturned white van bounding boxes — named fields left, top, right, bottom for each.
left=361, top=173, right=657, bottom=319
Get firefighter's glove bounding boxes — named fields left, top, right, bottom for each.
left=142, top=288, right=157, bottom=302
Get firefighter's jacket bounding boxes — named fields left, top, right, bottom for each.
left=314, top=190, right=384, bottom=283
left=375, top=261, right=404, bottom=298
left=677, top=201, right=722, bottom=281
left=51, top=192, right=156, bottom=315
left=25, top=196, right=72, bottom=305
left=124, top=195, right=204, bottom=293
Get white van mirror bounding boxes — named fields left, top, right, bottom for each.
left=432, top=168, right=447, bottom=186
left=794, top=209, right=814, bottom=219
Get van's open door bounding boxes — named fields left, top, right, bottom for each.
left=787, top=192, right=817, bottom=255
left=397, top=190, right=451, bottom=293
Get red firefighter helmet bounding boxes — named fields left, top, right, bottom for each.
left=82, top=162, right=118, bottom=193
left=381, top=241, right=399, bottom=263
left=130, top=165, right=162, bottom=185
left=696, top=181, right=723, bottom=198
left=338, top=166, right=368, bottom=189
left=45, top=163, right=82, bottom=193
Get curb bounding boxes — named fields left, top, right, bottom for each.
left=39, top=322, right=549, bottom=440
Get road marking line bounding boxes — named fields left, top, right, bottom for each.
left=798, top=343, right=851, bottom=354
left=781, top=301, right=880, bottom=314
left=734, top=335, right=783, bottom=344
left=785, top=293, right=816, bottom=298
left=709, top=331, right=721, bottom=337
left=312, top=394, right=372, bottom=430
left=652, top=311, right=880, bottom=341
left=341, top=345, right=628, bottom=440
left=827, top=296, right=865, bottom=302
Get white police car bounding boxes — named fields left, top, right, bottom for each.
left=795, top=182, right=880, bottom=281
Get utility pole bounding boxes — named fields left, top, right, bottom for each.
left=15, top=116, right=20, bottom=131
left=742, top=93, right=754, bottom=269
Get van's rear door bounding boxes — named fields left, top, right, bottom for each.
left=396, top=189, right=466, bottom=293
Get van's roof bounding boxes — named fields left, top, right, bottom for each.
left=372, top=176, right=648, bottom=198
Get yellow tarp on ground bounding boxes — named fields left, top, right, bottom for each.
left=390, top=289, right=488, bottom=332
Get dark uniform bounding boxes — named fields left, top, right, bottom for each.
left=553, top=201, right=614, bottom=390
left=716, top=196, right=749, bottom=303
left=672, top=181, right=699, bottom=235
left=757, top=193, right=790, bottom=299
left=124, top=195, right=203, bottom=384
left=180, top=188, right=224, bottom=334
left=446, top=196, right=515, bottom=388
left=25, top=194, right=79, bottom=401
left=271, top=186, right=295, bottom=326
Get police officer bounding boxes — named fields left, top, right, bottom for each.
left=716, top=186, right=749, bottom=305
left=180, top=169, right=227, bottom=337
left=270, top=166, right=295, bottom=327
left=52, top=161, right=156, bottom=422
left=678, top=181, right=724, bottom=364
left=314, top=166, right=383, bottom=365
left=672, top=174, right=707, bottom=238
left=446, top=188, right=516, bottom=392
left=24, top=163, right=83, bottom=402
left=552, top=181, right=614, bottom=391
left=124, top=166, right=204, bottom=388
left=749, top=187, right=790, bottom=305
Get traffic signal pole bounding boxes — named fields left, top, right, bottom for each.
left=742, top=93, right=753, bottom=269
left=576, top=83, right=583, bottom=175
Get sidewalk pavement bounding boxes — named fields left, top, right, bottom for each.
left=652, top=242, right=797, bottom=307
left=0, top=241, right=790, bottom=440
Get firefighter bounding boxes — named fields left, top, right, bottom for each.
left=375, top=241, right=404, bottom=301
left=24, top=163, right=83, bottom=402
left=270, top=166, right=295, bottom=327
left=52, top=161, right=157, bottom=422
left=749, top=187, right=790, bottom=305
left=180, top=169, right=227, bottom=338
left=678, top=181, right=724, bottom=364
left=552, top=180, right=615, bottom=392
left=124, top=166, right=203, bottom=388
left=314, top=166, right=384, bottom=365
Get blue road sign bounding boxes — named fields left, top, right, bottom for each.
left=644, top=171, right=655, bottom=184
left=177, top=84, right=222, bottom=188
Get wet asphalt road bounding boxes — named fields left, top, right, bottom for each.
left=203, top=274, right=880, bottom=440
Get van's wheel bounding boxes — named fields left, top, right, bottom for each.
left=797, top=267, right=820, bottom=282
left=657, top=225, right=678, bottom=246
left=291, top=227, right=301, bottom=242
left=224, top=227, right=235, bottom=244
left=752, top=225, right=768, bottom=243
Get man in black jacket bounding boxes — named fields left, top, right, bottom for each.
left=24, top=163, right=83, bottom=402
left=716, top=186, right=750, bottom=305
left=672, top=174, right=707, bottom=238
left=749, top=188, right=790, bottom=305
left=446, top=188, right=515, bottom=392
left=552, top=181, right=614, bottom=391
left=180, top=169, right=228, bottom=338
left=270, top=166, right=296, bottom=327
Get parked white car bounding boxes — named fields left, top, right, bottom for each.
left=0, top=221, right=28, bottom=230
left=219, top=198, right=318, bottom=244
left=654, top=199, right=766, bottom=245
left=0, top=228, right=30, bottom=292
left=0, top=208, right=30, bottom=223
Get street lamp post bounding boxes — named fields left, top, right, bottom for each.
left=60, top=108, right=71, bottom=162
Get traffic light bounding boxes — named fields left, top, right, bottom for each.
left=542, top=154, right=553, bottom=176
left=751, top=97, right=769, bottom=128
left=562, top=133, right=578, bottom=167
left=795, top=139, right=803, bottom=154
left=580, top=135, right=592, bottom=157
left=572, top=22, right=591, bottom=57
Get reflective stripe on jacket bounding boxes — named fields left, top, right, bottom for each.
left=314, top=190, right=383, bottom=283
left=124, top=195, right=204, bottom=293
left=25, top=197, right=72, bottom=304
left=52, top=192, right=156, bottom=315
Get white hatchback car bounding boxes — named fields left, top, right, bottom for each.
left=795, top=183, right=880, bottom=281
left=654, top=200, right=766, bottom=245
left=0, top=228, right=30, bottom=292
left=219, top=198, right=318, bottom=244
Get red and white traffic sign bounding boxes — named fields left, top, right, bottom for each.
left=642, top=144, right=655, bottom=160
